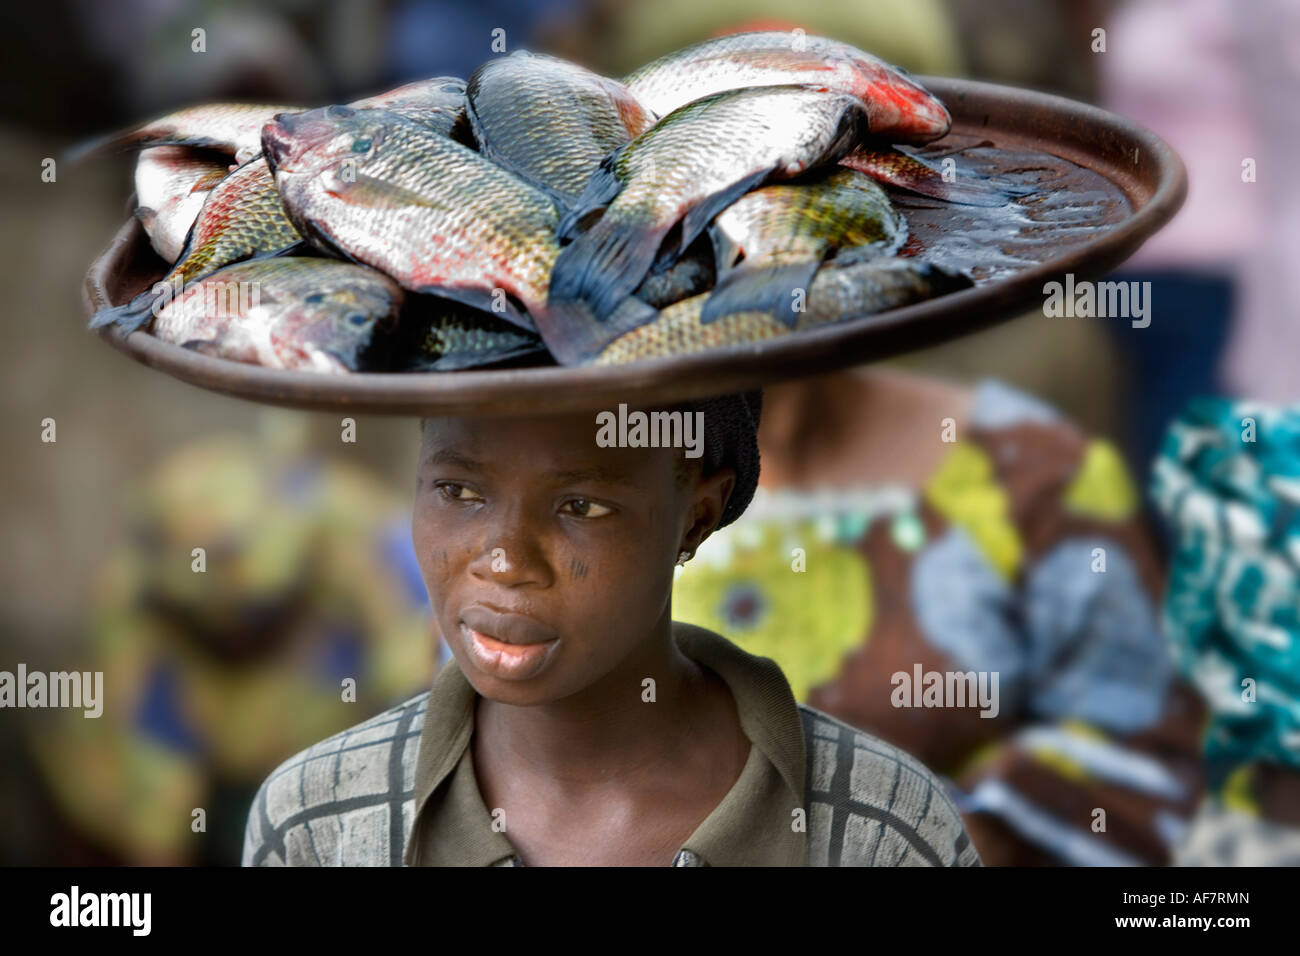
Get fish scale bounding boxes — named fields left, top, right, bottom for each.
left=466, top=51, right=656, bottom=204
left=544, top=84, right=869, bottom=362
left=266, top=107, right=563, bottom=330
left=624, top=31, right=951, bottom=146
left=594, top=257, right=972, bottom=365
left=151, top=257, right=402, bottom=373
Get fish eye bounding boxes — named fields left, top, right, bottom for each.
left=352, top=137, right=372, bottom=152
left=347, top=313, right=369, bottom=326
left=303, top=293, right=325, bottom=304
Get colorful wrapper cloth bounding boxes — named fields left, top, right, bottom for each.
left=1151, top=398, right=1300, bottom=790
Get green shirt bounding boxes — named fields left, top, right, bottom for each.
left=244, top=622, right=981, bottom=867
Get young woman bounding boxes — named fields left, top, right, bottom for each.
left=242, top=393, right=981, bottom=867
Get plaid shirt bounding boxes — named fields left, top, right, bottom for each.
left=243, top=623, right=981, bottom=867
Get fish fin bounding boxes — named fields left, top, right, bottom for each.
left=832, top=241, right=896, bottom=266
left=842, top=147, right=1031, bottom=208
left=675, top=167, right=772, bottom=264
left=87, top=291, right=157, bottom=335
left=180, top=339, right=223, bottom=356
left=700, top=258, right=823, bottom=329
left=414, top=339, right=549, bottom=372
left=532, top=294, right=657, bottom=366
left=331, top=173, right=442, bottom=210
left=548, top=214, right=668, bottom=324
left=708, top=223, right=742, bottom=274
left=190, top=167, right=231, bottom=192
left=245, top=238, right=311, bottom=262
left=557, top=152, right=625, bottom=241
left=408, top=284, right=536, bottom=333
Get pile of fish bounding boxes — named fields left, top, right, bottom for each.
left=85, top=32, right=1013, bottom=374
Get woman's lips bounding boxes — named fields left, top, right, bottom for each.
left=461, top=623, right=558, bottom=682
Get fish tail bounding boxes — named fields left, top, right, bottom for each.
left=548, top=214, right=667, bottom=325
left=700, top=259, right=824, bottom=329
left=533, top=292, right=657, bottom=366
left=557, top=153, right=625, bottom=242
left=676, top=168, right=771, bottom=264
left=86, top=289, right=158, bottom=335
left=708, top=224, right=741, bottom=273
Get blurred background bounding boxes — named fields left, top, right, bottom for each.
left=1, top=0, right=1296, bottom=865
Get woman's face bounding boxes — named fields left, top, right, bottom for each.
left=412, top=411, right=732, bottom=706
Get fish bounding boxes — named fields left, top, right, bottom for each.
left=545, top=84, right=869, bottom=363
left=465, top=51, right=656, bottom=205
left=69, top=103, right=298, bottom=164
left=593, top=257, right=972, bottom=365
left=350, top=75, right=467, bottom=111
left=350, top=75, right=472, bottom=141
left=704, top=166, right=906, bottom=324
left=263, top=105, right=568, bottom=332
left=390, top=297, right=549, bottom=371
left=133, top=146, right=231, bottom=263
left=90, top=156, right=305, bottom=333
left=149, top=257, right=403, bottom=373
left=840, top=146, right=1030, bottom=207
left=623, top=31, right=950, bottom=145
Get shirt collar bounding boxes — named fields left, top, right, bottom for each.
left=403, top=622, right=807, bottom=866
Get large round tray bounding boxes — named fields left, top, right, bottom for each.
left=83, top=76, right=1186, bottom=417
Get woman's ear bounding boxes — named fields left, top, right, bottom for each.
left=681, top=465, right=736, bottom=556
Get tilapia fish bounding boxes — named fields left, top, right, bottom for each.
left=90, top=156, right=304, bottom=333
left=466, top=51, right=655, bottom=204
left=71, top=103, right=298, bottom=163
left=151, top=258, right=402, bottom=373
left=264, top=105, right=564, bottom=331
left=841, top=146, right=1029, bottom=207
left=390, top=297, right=548, bottom=371
left=705, top=166, right=906, bottom=324
left=350, top=75, right=470, bottom=140
left=594, top=257, right=972, bottom=365
left=624, top=31, right=950, bottom=145
left=133, top=146, right=230, bottom=263
left=546, top=84, right=869, bottom=363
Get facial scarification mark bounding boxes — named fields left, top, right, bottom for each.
left=570, top=557, right=589, bottom=580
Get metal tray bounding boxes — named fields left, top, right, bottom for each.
left=83, top=76, right=1186, bottom=417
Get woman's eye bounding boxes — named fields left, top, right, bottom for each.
left=438, top=482, right=482, bottom=502
left=564, top=498, right=612, bottom=518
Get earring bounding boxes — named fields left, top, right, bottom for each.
left=676, top=550, right=691, bottom=566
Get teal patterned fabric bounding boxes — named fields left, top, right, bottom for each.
left=1151, top=398, right=1300, bottom=789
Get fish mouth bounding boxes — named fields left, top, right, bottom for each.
left=460, top=605, right=559, bottom=646
left=262, top=106, right=357, bottom=172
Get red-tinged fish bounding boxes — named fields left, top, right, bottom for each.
left=840, top=146, right=1030, bottom=207
left=90, top=156, right=305, bottom=333
left=594, top=257, right=972, bottom=365
left=151, top=258, right=402, bottom=373
left=263, top=106, right=566, bottom=332
left=466, top=51, right=656, bottom=204
left=624, top=31, right=950, bottom=145
left=69, top=103, right=299, bottom=164
left=546, top=84, right=869, bottom=363
left=133, top=146, right=230, bottom=263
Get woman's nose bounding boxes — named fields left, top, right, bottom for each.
left=468, top=509, right=554, bottom=589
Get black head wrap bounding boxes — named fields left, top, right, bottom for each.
left=684, top=390, right=763, bottom=529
